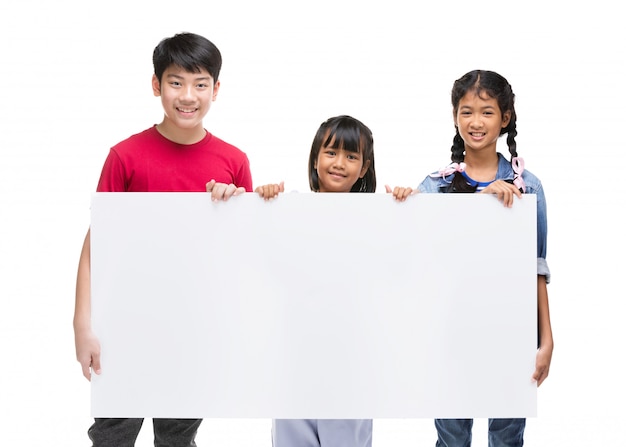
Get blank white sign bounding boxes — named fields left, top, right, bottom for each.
left=90, top=192, right=537, bottom=419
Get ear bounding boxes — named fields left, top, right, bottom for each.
left=360, top=159, right=371, bottom=178
left=152, top=74, right=161, bottom=97
left=212, top=80, right=221, bottom=101
left=501, top=110, right=512, bottom=128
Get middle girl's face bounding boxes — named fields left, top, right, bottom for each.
left=315, top=137, right=370, bottom=193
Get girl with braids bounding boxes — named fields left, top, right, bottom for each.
left=256, top=114, right=375, bottom=447
left=388, top=69, right=553, bottom=446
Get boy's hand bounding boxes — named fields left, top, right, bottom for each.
left=480, top=180, right=522, bottom=208
left=206, top=179, right=245, bottom=201
left=255, top=182, right=284, bottom=201
left=385, top=185, right=417, bottom=202
left=75, top=328, right=101, bottom=381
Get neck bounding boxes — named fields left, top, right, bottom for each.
left=156, top=121, right=206, bottom=145
left=463, top=152, right=499, bottom=182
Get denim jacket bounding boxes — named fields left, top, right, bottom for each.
left=417, top=153, right=550, bottom=283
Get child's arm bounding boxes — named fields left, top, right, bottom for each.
left=255, top=182, right=284, bottom=201
left=534, top=274, right=553, bottom=386
left=384, top=185, right=418, bottom=202
left=205, top=179, right=246, bottom=201
left=73, top=229, right=102, bottom=381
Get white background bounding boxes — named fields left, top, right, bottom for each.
left=0, top=0, right=623, bottom=445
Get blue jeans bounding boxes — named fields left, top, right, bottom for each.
left=88, top=418, right=202, bottom=447
left=435, top=418, right=525, bottom=447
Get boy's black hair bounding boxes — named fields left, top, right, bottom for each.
left=448, top=70, right=518, bottom=193
left=308, top=115, right=376, bottom=193
left=152, top=32, right=222, bottom=83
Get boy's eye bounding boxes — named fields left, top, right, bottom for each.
left=197, top=83, right=208, bottom=88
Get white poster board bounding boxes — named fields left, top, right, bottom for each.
left=90, top=192, right=537, bottom=418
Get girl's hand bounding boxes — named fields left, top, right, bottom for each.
left=255, top=182, right=284, bottom=200
left=385, top=185, right=417, bottom=202
left=480, top=180, right=522, bottom=208
left=533, top=341, right=553, bottom=387
left=205, top=179, right=246, bottom=201
left=75, top=327, right=101, bottom=381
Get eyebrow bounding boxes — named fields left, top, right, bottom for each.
left=323, top=146, right=362, bottom=155
left=460, top=104, right=496, bottom=110
left=165, top=73, right=212, bottom=82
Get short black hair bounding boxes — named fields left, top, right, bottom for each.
left=152, top=32, right=222, bottom=83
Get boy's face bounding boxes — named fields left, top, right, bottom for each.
left=152, top=65, right=220, bottom=136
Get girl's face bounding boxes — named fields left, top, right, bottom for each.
left=314, top=136, right=370, bottom=193
left=454, top=91, right=511, bottom=155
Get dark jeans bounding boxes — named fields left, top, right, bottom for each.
left=435, top=418, right=525, bottom=447
left=88, top=418, right=202, bottom=447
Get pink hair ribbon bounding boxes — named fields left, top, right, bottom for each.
left=512, top=157, right=526, bottom=193
left=429, top=162, right=466, bottom=179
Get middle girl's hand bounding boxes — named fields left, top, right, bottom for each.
left=480, top=180, right=522, bottom=208
left=385, top=185, right=417, bottom=202
left=255, top=181, right=285, bottom=201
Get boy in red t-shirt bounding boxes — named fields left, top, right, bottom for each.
left=73, top=32, right=253, bottom=446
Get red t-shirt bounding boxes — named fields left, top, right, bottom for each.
left=97, top=126, right=253, bottom=192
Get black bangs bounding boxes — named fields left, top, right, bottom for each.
left=323, top=124, right=363, bottom=153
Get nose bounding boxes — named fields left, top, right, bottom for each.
left=470, top=113, right=483, bottom=128
left=180, top=85, right=195, bottom=101
left=332, top=152, right=347, bottom=168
